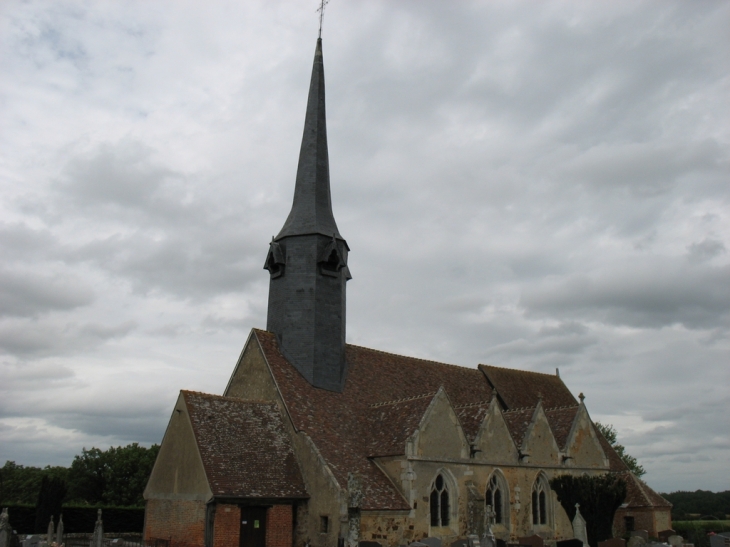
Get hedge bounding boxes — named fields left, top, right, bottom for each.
left=2, top=505, right=144, bottom=534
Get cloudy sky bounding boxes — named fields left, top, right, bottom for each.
left=1, top=0, right=728, bottom=494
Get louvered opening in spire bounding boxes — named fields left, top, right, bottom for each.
left=276, top=38, right=341, bottom=240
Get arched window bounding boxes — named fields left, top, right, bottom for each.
left=531, top=475, right=550, bottom=526
left=430, top=474, right=450, bottom=527
left=485, top=472, right=508, bottom=525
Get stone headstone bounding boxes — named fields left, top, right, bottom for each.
left=711, top=536, right=730, bottom=547
left=599, top=538, right=626, bottom=547
left=422, top=538, right=442, bottom=547
left=572, top=504, right=588, bottom=547
left=668, top=536, right=684, bottom=547
left=631, top=531, right=649, bottom=541
left=90, top=509, right=103, bottom=547
left=0, top=508, right=11, bottom=547
left=517, top=537, right=544, bottom=547
left=451, top=540, right=469, bottom=547
left=627, top=536, right=646, bottom=547
left=558, top=539, right=583, bottom=547
left=21, top=536, right=41, bottom=547
left=658, top=531, right=676, bottom=543
left=55, top=515, right=63, bottom=547
left=46, top=516, right=54, bottom=546
left=468, top=535, right=481, bottom=547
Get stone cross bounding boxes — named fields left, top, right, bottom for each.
left=47, top=515, right=54, bottom=545
left=55, top=514, right=64, bottom=546
left=317, top=0, right=330, bottom=39
left=91, top=509, right=104, bottom=547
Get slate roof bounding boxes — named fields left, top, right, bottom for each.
left=182, top=391, right=308, bottom=500
left=617, top=471, right=672, bottom=508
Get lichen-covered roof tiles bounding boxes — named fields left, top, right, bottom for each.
left=183, top=391, right=308, bottom=500
left=480, top=365, right=577, bottom=410
left=618, top=471, right=672, bottom=508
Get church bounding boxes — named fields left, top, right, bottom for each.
left=143, top=37, right=671, bottom=547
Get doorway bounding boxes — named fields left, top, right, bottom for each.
left=240, top=507, right=267, bottom=547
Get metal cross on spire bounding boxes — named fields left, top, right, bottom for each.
left=317, top=0, right=330, bottom=39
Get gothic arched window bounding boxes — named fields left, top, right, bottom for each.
left=430, top=474, right=450, bottom=527
left=531, top=475, right=550, bottom=526
left=485, top=472, right=508, bottom=525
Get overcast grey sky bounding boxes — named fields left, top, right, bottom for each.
left=0, top=0, right=728, bottom=493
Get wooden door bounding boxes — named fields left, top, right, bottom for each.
left=240, top=507, right=267, bottom=547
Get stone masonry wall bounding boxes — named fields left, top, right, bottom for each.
left=214, top=504, right=241, bottom=547
left=145, top=498, right=206, bottom=547
left=267, top=505, right=293, bottom=547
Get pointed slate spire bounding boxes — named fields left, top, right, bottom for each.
left=276, top=38, right=341, bottom=240
left=265, top=38, right=350, bottom=392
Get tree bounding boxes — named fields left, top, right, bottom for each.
left=550, top=474, right=627, bottom=547
left=34, top=475, right=67, bottom=533
left=67, top=443, right=159, bottom=506
left=594, top=422, right=646, bottom=478
left=0, top=461, right=68, bottom=505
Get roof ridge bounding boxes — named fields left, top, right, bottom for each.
left=480, top=364, right=560, bottom=378
left=347, top=343, right=478, bottom=370
left=370, top=391, right=438, bottom=408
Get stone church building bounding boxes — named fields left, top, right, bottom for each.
left=143, top=38, right=671, bottom=547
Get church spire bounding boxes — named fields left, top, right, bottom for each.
left=276, top=38, right=341, bottom=241
left=265, top=37, right=351, bottom=392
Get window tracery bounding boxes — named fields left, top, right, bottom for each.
left=430, top=474, right=450, bottom=527
left=531, top=474, right=550, bottom=526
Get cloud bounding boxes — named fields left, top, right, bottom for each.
left=0, top=268, right=94, bottom=317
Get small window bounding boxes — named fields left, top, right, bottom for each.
left=430, top=474, right=450, bottom=527
left=320, top=516, right=329, bottom=533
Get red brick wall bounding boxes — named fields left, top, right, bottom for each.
left=214, top=504, right=241, bottom=547
left=266, top=505, right=293, bottom=547
left=614, top=508, right=661, bottom=538
left=145, top=498, right=206, bottom=547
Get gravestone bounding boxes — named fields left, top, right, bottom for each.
left=517, top=536, right=544, bottom=547
left=451, top=540, right=469, bottom=547
left=628, top=536, right=646, bottom=547
left=572, top=504, right=588, bottom=547
left=408, top=543, right=427, bottom=547
left=668, top=536, right=684, bottom=547
left=557, top=539, right=583, bottom=547
left=55, top=515, right=63, bottom=547
left=599, top=538, right=626, bottom=547
left=46, top=516, right=54, bottom=546
left=658, top=531, right=676, bottom=543
left=90, top=509, right=103, bottom=547
left=0, top=508, right=12, bottom=547
left=631, top=531, right=649, bottom=541
left=710, top=536, right=730, bottom=547
left=21, top=536, right=41, bottom=547
left=422, top=538, right=442, bottom=547
left=468, top=535, right=481, bottom=547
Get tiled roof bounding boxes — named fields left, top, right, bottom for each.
left=480, top=365, right=577, bottom=410
left=182, top=391, right=308, bottom=500
left=617, top=471, right=672, bottom=508
left=502, top=407, right=536, bottom=447
left=251, top=329, right=591, bottom=511
left=595, top=427, right=630, bottom=473
left=255, top=330, right=494, bottom=511
left=544, top=406, right=580, bottom=450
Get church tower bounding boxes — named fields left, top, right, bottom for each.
left=264, top=38, right=351, bottom=392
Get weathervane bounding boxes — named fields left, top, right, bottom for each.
left=317, top=0, right=330, bottom=39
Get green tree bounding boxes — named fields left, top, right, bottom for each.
left=0, top=461, right=68, bottom=505
left=594, top=422, right=646, bottom=478
left=550, top=474, right=627, bottom=547
left=67, top=443, right=159, bottom=507
left=34, top=475, right=67, bottom=533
